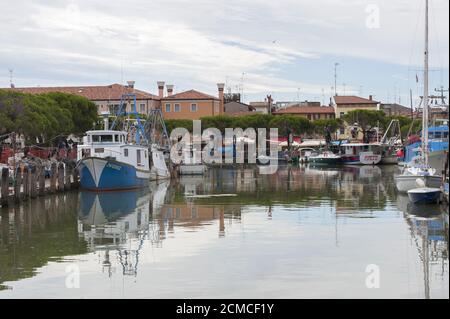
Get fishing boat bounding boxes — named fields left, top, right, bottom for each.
left=339, top=143, right=382, bottom=165
left=77, top=92, right=151, bottom=191
left=394, top=0, right=442, bottom=193
left=77, top=130, right=150, bottom=191
left=407, top=187, right=441, bottom=204
left=309, top=151, right=342, bottom=165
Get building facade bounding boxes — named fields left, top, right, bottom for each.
left=272, top=105, right=335, bottom=120
left=160, top=84, right=224, bottom=120
left=7, top=83, right=160, bottom=115
left=332, top=95, right=380, bottom=118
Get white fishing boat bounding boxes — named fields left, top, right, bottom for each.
left=339, top=143, right=382, bottom=165
left=77, top=130, right=151, bottom=191
left=394, top=0, right=441, bottom=193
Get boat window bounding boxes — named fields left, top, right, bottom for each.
left=94, top=148, right=104, bottom=153
left=137, top=149, right=142, bottom=165
left=114, top=134, right=119, bottom=142
left=124, top=149, right=129, bottom=157
left=434, top=131, right=442, bottom=139
left=100, top=135, right=113, bottom=142
left=145, top=151, right=147, bottom=158
left=444, top=132, right=448, bottom=139
left=92, top=135, right=100, bottom=142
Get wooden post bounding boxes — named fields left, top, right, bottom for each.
left=14, top=167, right=22, bottom=202
left=1, top=167, right=9, bottom=206
left=65, top=163, right=72, bottom=191
left=23, top=166, right=30, bottom=199
left=72, top=165, right=79, bottom=188
left=38, top=165, right=45, bottom=196
left=30, top=165, right=38, bottom=198
left=50, top=163, right=57, bottom=193
left=58, top=162, right=65, bottom=192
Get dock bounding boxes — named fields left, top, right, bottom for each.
left=0, top=161, right=79, bottom=207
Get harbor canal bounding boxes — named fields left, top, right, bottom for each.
left=0, top=166, right=448, bottom=298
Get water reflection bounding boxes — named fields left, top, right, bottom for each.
left=0, top=165, right=448, bottom=298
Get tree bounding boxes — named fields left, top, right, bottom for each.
left=268, top=115, right=313, bottom=136
left=342, top=110, right=386, bottom=142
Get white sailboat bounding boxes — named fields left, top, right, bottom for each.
left=394, top=0, right=441, bottom=193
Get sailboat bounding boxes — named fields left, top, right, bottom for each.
left=394, top=0, right=442, bottom=193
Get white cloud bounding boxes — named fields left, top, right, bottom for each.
left=0, top=0, right=448, bottom=100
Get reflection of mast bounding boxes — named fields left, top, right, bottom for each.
left=421, top=220, right=430, bottom=299
left=117, top=229, right=146, bottom=277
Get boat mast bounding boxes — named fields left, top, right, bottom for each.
left=422, top=0, right=429, bottom=167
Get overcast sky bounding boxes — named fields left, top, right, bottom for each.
left=0, top=0, right=448, bottom=105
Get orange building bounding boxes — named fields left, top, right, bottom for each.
left=272, top=105, right=335, bottom=120
left=160, top=83, right=225, bottom=120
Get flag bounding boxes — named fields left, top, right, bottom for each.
left=416, top=74, right=419, bottom=83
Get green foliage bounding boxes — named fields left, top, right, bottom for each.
left=268, top=115, right=313, bottom=136
left=313, top=118, right=343, bottom=135
left=0, top=89, right=97, bottom=145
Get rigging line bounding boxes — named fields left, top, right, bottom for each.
left=407, top=0, right=424, bottom=69
left=429, top=0, right=445, bottom=84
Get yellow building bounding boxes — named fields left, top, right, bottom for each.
left=332, top=95, right=380, bottom=119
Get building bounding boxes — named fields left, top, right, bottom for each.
left=160, top=83, right=224, bottom=120
left=7, top=82, right=160, bottom=115
left=332, top=95, right=380, bottom=118
left=272, top=104, right=335, bottom=120
left=249, top=101, right=269, bottom=114
left=380, top=103, right=412, bottom=117
left=224, top=101, right=255, bottom=115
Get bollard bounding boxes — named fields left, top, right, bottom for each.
left=23, top=166, right=30, bottom=199
left=38, top=165, right=45, bottom=196
left=65, top=163, right=72, bottom=191
left=30, top=165, right=38, bottom=198
left=50, top=163, right=57, bottom=193
left=14, top=167, right=22, bottom=202
left=72, top=166, right=79, bottom=188
left=58, top=163, right=65, bottom=192
left=1, top=167, right=9, bottom=206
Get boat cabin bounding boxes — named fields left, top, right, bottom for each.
left=77, top=130, right=150, bottom=171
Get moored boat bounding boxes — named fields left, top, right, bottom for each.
left=339, top=143, right=382, bottom=165
left=77, top=130, right=150, bottom=191
left=309, top=151, right=342, bottom=165
left=407, top=187, right=441, bottom=204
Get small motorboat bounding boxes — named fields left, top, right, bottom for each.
left=309, top=151, right=342, bottom=165
left=407, top=187, right=441, bottom=204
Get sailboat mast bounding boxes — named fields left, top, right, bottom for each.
left=422, top=0, right=429, bottom=166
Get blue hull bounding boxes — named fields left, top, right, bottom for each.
left=78, top=157, right=149, bottom=191
left=408, top=189, right=441, bottom=204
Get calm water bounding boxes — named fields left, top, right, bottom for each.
left=0, top=165, right=448, bottom=299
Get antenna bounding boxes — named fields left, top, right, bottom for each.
left=8, top=69, right=14, bottom=88
left=334, top=62, right=339, bottom=96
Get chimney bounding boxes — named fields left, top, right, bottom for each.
left=157, top=81, right=165, bottom=98
left=369, top=95, right=373, bottom=101
left=217, top=83, right=225, bottom=114
left=126, top=80, right=135, bottom=89
left=166, top=84, right=174, bottom=96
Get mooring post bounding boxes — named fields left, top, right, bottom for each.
left=14, top=167, right=22, bottom=202
left=30, top=165, right=38, bottom=198
left=50, top=163, right=57, bottom=193
left=65, top=163, right=72, bottom=191
left=1, top=167, right=9, bottom=206
left=58, top=163, right=65, bottom=192
left=72, top=165, right=79, bottom=188
left=23, top=166, right=30, bottom=199
left=38, top=165, right=45, bottom=196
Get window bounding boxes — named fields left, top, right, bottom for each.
left=100, top=135, right=113, bottom=142
left=140, top=103, right=146, bottom=114
left=340, top=127, right=345, bottom=134
left=165, top=103, right=171, bottom=112
left=434, top=131, right=442, bottom=139
left=137, top=149, right=142, bottom=165
left=191, top=103, right=197, bottom=112
left=114, top=134, right=119, bottom=142
left=307, top=114, right=311, bottom=120
left=92, top=135, right=100, bottom=142
left=174, top=103, right=181, bottom=112
left=124, top=149, right=129, bottom=157
left=340, top=112, right=345, bottom=118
